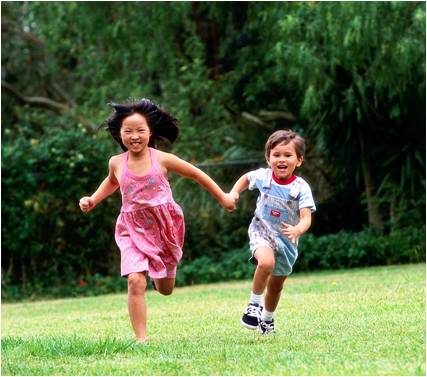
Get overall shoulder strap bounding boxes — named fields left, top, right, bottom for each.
left=262, top=168, right=273, bottom=189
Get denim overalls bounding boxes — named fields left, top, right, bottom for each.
left=248, top=170, right=302, bottom=276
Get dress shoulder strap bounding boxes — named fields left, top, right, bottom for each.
left=148, top=148, right=162, bottom=173
left=119, top=151, right=129, bottom=185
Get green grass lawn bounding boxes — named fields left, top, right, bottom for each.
left=2, top=264, right=425, bottom=376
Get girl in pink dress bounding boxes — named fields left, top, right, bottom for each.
left=79, top=98, right=236, bottom=343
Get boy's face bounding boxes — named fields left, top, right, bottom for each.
left=120, top=113, right=152, bottom=153
left=267, top=141, right=303, bottom=181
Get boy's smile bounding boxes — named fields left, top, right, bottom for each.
left=267, top=141, right=303, bottom=181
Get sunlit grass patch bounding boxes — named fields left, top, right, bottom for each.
left=2, top=264, right=425, bottom=376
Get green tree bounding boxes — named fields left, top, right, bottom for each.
left=2, top=2, right=425, bottom=297
left=259, top=2, right=425, bottom=229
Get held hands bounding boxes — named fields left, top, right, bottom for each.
left=230, top=190, right=239, bottom=202
left=280, top=221, right=301, bottom=244
left=220, top=192, right=239, bottom=212
left=79, top=196, right=95, bottom=213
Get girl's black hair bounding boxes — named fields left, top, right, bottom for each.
left=105, top=98, right=179, bottom=151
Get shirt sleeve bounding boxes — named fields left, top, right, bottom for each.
left=298, top=180, right=316, bottom=212
left=247, top=168, right=267, bottom=191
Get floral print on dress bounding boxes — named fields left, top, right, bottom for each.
left=115, top=148, right=185, bottom=279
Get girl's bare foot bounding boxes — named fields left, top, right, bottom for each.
left=136, top=337, right=148, bottom=344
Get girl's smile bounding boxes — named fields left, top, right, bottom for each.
left=120, top=113, right=152, bottom=153
left=81, top=98, right=240, bottom=344
left=268, top=141, right=303, bottom=181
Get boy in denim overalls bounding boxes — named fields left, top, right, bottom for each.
left=230, top=130, right=316, bottom=335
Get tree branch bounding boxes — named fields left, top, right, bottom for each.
left=259, top=110, right=296, bottom=122
left=2, top=81, right=97, bottom=132
left=241, top=111, right=270, bottom=129
left=225, top=105, right=296, bottom=132
left=2, top=81, right=69, bottom=111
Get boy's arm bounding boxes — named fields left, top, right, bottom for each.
left=79, top=157, right=120, bottom=212
left=295, top=207, right=312, bottom=235
left=281, top=207, right=312, bottom=244
left=230, top=174, right=250, bottom=201
left=162, top=153, right=236, bottom=211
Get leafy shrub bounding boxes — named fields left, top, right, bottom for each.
left=296, top=225, right=426, bottom=272
left=2, top=225, right=424, bottom=300
left=176, top=246, right=254, bottom=286
left=2, top=124, right=122, bottom=300
left=177, top=225, right=426, bottom=286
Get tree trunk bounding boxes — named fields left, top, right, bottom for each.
left=359, top=132, right=383, bottom=230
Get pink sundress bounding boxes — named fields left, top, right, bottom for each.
left=115, top=148, right=185, bottom=278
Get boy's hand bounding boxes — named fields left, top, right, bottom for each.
left=280, top=221, right=301, bottom=244
left=221, top=192, right=237, bottom=212
left=79, top=196, right=95, bottom=212
left=230, top=190, right=240, bottom=202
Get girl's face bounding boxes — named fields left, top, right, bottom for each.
left=267, top=141, right=303, bottom=180
left=120, top=113, right=152, bottom=153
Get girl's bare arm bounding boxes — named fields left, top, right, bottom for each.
left=79, top=157, right=120, bottom=212
left=161, top=152, right=236, bottom=211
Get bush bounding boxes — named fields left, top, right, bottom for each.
left=295, top=225, right=426, bottom=272
left=176, top=225, right=426, bottom=287
left=1, top=123, right=122, bottom=301
left=176, top=246, right=254, bottom=286
left=1, top=271, right=127, bottom=301
left=2, top=225, right=425, bottom=300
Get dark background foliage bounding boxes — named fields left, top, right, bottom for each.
left=1, top=2, right=425, bottom=300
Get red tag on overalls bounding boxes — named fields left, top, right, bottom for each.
left=270, top=209, right=281, bottom=217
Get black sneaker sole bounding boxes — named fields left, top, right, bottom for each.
left=240, top=318, right=258, bottom=330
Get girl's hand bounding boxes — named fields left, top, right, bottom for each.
left=221, top=192, right=237, bottom=212
left=280, top=221, right=301, bottom=244
left=79, top=196, right=95, bottom=212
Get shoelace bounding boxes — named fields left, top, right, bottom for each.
left=261, top=321, right=274, bottom=330
left=246, top=304, right=262, bottom=317
left=260, top=321, right=275, bottom=334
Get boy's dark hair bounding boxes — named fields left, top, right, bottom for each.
left=265, top=130, right=306, bottom=161
left=105, top=98, right=179, bottom=151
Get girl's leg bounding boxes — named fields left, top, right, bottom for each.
left=252, top=246, right=275, bottom=295
left=153, top=277, right=175, bottom=295
left=127, top=272, right=148, bottom=342
left=264, top=275, right=287, bottom=312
